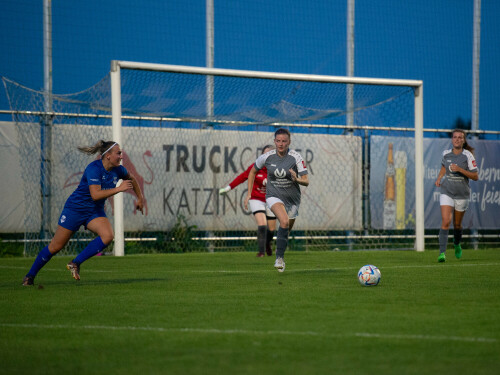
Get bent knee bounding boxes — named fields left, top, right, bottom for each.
left=100, top=232, right=114, bottom=245
left=280, top=219, right=290, bottom=229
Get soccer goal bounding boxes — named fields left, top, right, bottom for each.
left=2, top=61, right=423, bottom=256
left=109, top=61, right=424, bottom=255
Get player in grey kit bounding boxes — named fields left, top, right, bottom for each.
left=244, top=128, right=309, bottom=272
left=434, top=129, right=478, bottom=263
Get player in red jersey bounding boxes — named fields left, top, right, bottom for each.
left=219, top=145, right=276, bottom=257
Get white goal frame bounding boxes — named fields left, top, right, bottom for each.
left=110, top=60, right=424, bottom=256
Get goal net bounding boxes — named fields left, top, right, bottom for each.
left=2, top=62, right=423, bottom=256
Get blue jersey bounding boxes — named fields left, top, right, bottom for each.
left=64, top=159, right=128, bottom=212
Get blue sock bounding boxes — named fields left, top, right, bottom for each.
left=26, top=246, right=53, bottom=278
left=73, top=237, right=108, bottom=265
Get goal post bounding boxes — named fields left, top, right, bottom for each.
left=110, top=61, right=124, bottom=256
left=109, top=60, right=424, bottom=255
left=414, top=85, right=424, bottom=252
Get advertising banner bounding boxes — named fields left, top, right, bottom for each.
left=53, top=127, right=363, bottom=232
left=371, top=135, right=500, bottom=230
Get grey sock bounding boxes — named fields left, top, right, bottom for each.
left=276, top=227, right=289, bottom=258
left=439, top=229, right=448, bottom=254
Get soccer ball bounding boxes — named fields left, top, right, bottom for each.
left=357, top=265, right=381, bottom=286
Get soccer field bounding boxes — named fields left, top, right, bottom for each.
left=1, top=249, right=499, bottom=374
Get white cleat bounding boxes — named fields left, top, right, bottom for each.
left=274, top=257, right=285, bottom=272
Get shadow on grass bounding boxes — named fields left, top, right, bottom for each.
left=3, top=277, right=168, bottom=289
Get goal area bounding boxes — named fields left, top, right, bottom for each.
left=3, top=61, right=424, bottom=256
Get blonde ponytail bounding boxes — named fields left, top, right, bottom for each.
left=77, top=140, right=117, bottom=156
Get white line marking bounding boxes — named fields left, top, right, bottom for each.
left=190, top=262, right=500, bottom=274
left=2, top=262, right=499, bottom=275
left=0, top=323, right=495, bottom=343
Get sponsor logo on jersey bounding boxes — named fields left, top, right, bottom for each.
left=274, top=169, right=286, bottom=178
left=60, top=215, right=66, bottom=223
left=302, top=161, right=306, bottom=168
left=472, top=160, right=477, bottom=168
left=90, top=178, right=99, bottom=182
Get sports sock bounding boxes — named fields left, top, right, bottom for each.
left=276, top=226, right=289, bottom=258
left=453, top=229, right=462, bottom=246
left=257, top=225, right=267, bottom=253
left=73, top=237, right=108, bottom=265
left=439, top=229, right=448, bottom=254
left=266, top=229, right=275, bottom=248
left=26, top=246, right=53, bottom=278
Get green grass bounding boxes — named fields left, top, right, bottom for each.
left=1, top=249, right=499, bottom=375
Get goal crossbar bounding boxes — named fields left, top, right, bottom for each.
left=113, top=60, right=423, bottom=87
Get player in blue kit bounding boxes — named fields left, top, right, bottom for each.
left=434, top=129, right=478, bottom=263
left=244, top=128, right=309, bottom=272
left=22, top=140, right=144, bottom=285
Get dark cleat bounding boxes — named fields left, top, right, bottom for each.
left=266, top=243, right=273, bottom=256
left=22, top=276, right=34, bottom=286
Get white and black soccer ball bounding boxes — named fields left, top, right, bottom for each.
left=358, top=265, right=381, bottom=286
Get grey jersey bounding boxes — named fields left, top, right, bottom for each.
left=255, top=149, right=308, bottom=207
left=440, top=149, right=477, bottom=199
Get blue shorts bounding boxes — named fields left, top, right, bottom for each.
left=58, top=208, right=107, bottom=231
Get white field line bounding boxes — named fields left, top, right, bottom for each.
left=0, top=323, right=496, bottom=343
left=191, top=262, right=500, bottom=274
left=2, top=262, right=500, bottom=275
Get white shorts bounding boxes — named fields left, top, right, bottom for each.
left=440, top=194, right=469, bottom=212
left=266, top=197, right=299, bottom=219
left=248, top=199, right=275, bottom=218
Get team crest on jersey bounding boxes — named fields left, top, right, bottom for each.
left=113, top=176, right=118, bottom=185
left=274, top=169, right=286, bottom=178
left=60, top=215, right=66, bottom=223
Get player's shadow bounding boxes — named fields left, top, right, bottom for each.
left=288, top=268, right=341, bottom=275
left=76, top=277, right=168, bottom=286
left=15, top=277, right=168, bottom=288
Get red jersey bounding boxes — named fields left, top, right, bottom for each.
left=228, top=164, right=268, bottom=202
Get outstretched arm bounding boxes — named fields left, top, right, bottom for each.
left=220, top=164, right=253, bottom=195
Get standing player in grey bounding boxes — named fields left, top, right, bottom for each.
left=244, top=128, right=309, bottom=272
left=434, top=129, right=478, bottom=262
